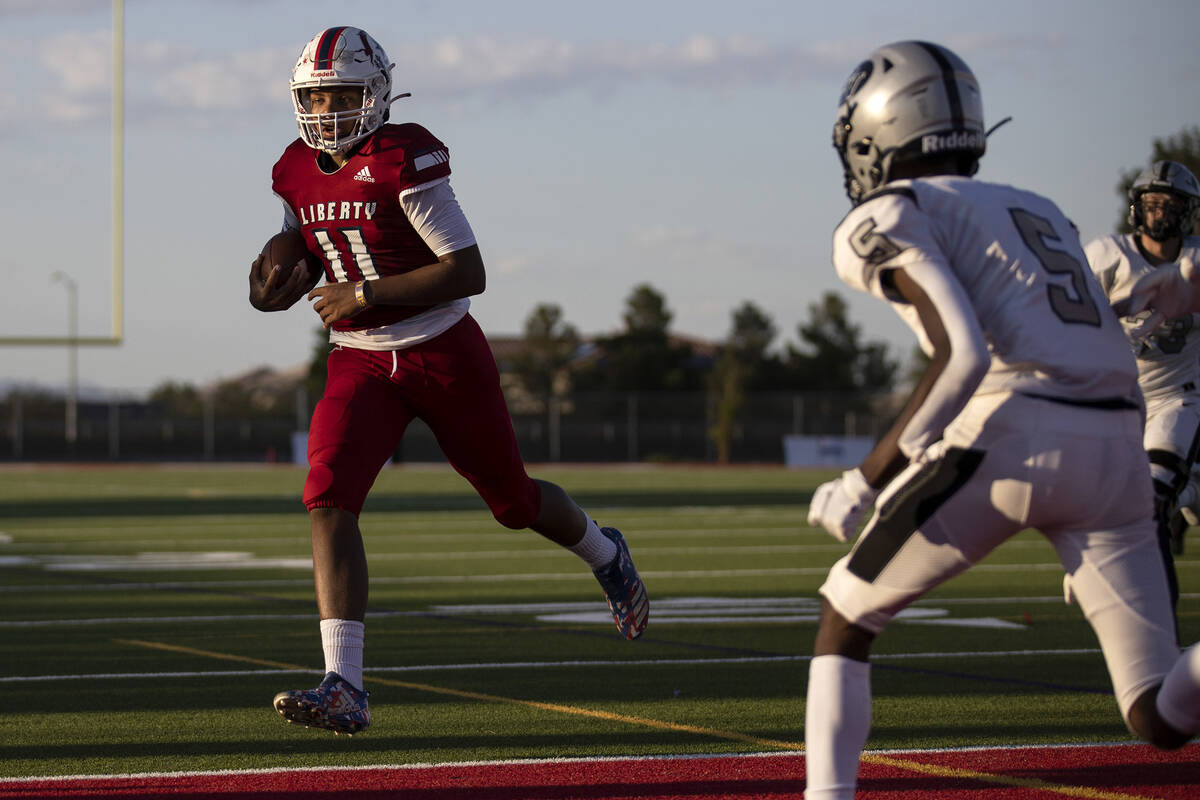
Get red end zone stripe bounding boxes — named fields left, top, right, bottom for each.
left=882, top=743, right=1200, bottom=798
left=2, top=745, right=1196, bottom=799
left=314, top=27, right=346, bottom=71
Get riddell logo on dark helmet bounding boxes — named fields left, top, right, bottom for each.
left=921, top=131, right=984, bottom=153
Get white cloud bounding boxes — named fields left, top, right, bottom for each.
left=12, top=28, right=1065, bottom=131
left=149, top=47, right=285, bottom=111
left=393, top=33, right=830, bottom=97
left=41, top=29, right=111, bottom=93
left=14, top=29, right=844, bottom=129
left=15, top=29, right=288, bottom=125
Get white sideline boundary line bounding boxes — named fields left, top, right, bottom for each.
left=0, top=741, right=1150, bottom=785
left=0, top=648, right=1103, bottom=683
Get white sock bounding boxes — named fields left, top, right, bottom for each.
left=320, top=618, right=365, bottom=691
left=568, top=517, right=618, bottom=569
left=1157, top=643, right=1200, bottom=735
left=805, top=654, right=872, bottom=800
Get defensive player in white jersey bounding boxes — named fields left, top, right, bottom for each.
left=1085, top=160, right=1200, bottom=616
left=249, top=26, right=648, bottom=736
left=803, top=40, right=1200, bottom=800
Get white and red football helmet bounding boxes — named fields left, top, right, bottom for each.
left=290, top=26, right=408, bottom=153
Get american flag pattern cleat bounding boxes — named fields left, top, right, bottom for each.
left=592, top=526, right=649, bottom=640
left=273, top=671, right=370, bottom=735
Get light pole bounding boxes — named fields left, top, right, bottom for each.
left=51, top=271, right=78, bottom=447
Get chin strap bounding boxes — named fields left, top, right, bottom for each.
left=380, top=91, right=410, bottom=125
left=985, top=116, right=1013, bottom=138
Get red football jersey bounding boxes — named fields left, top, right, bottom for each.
left=271, top=123, right=454, bottom=331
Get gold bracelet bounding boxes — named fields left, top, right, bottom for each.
left=354, top=280, right=369, bottom=308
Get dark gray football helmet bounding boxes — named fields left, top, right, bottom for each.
left=1127, top=160, right=1200, bottom=242
left=833, top=41, right=986, bottom=205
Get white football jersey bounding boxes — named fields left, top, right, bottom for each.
left=832, top=176, right=1140, bottom=404
left=1085, top=233, right=1200, bottom=398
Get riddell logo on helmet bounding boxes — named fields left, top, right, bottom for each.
left=921, top=131, right=984, bottom=153
left=310, top=70, right=337, bottom=77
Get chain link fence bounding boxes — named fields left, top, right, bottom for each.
left=1, top=390, right=897, bottom=464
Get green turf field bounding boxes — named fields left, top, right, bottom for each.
left=1, top=463, right=1195, bottom=778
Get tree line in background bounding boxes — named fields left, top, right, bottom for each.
left=510, top=286, right=900, bottom=462
left=7, top=127, right=1197, bottom=462
left=299, top=283, right=903, bottom=463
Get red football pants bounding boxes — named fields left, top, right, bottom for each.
left=303, top=314, right=541, bottom=527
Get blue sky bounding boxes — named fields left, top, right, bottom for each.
left=2, top=0, right=1198, bottom=395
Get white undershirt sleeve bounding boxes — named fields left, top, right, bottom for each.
left=893, top=260, right=991, bottom=460
left=275, top=194, right=301, bottom=232
left=398, top=177, right=478, bottom=257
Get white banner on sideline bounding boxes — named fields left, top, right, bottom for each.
left=783, top=435, right=873, bottom=468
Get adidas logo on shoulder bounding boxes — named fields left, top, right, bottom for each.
left=352, top=165, right=375, bottom=183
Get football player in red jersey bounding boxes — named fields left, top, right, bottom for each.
left=250, top=26, right=648, bottom=736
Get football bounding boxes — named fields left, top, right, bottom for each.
left=259, top=229, right=321, bottom=287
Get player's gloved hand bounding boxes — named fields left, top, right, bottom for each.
left=807, top=467, right=878, bottom=543
left=1116, top=256, right=1199, bottom=338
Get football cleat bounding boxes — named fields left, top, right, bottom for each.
left=273, top=671, right=370, bottom=735
left=593, top=526, right=649, bottom=640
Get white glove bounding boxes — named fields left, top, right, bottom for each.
left=1118, top=256, right=1200, bottom=338
left=807, top=467, right=878, bottom=543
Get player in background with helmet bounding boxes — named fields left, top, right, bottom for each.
left=1084, top=160, right=1200, bottom=620
left=249, top=25, right=648, bottom=736
left=803, top=40, right=1200, bottom=799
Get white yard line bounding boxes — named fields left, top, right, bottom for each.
left=0, top=647, right=1104, bottom=684
left=0, top=740, right=1146, bottom=785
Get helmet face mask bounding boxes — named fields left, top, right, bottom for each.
left=290, top=26, right=398, bottom=153
left=1127, top=161, right=1200, bottom=243
left=832, top=41, right=986, bottom=205
left=295, top=85, right=366, bottom=149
